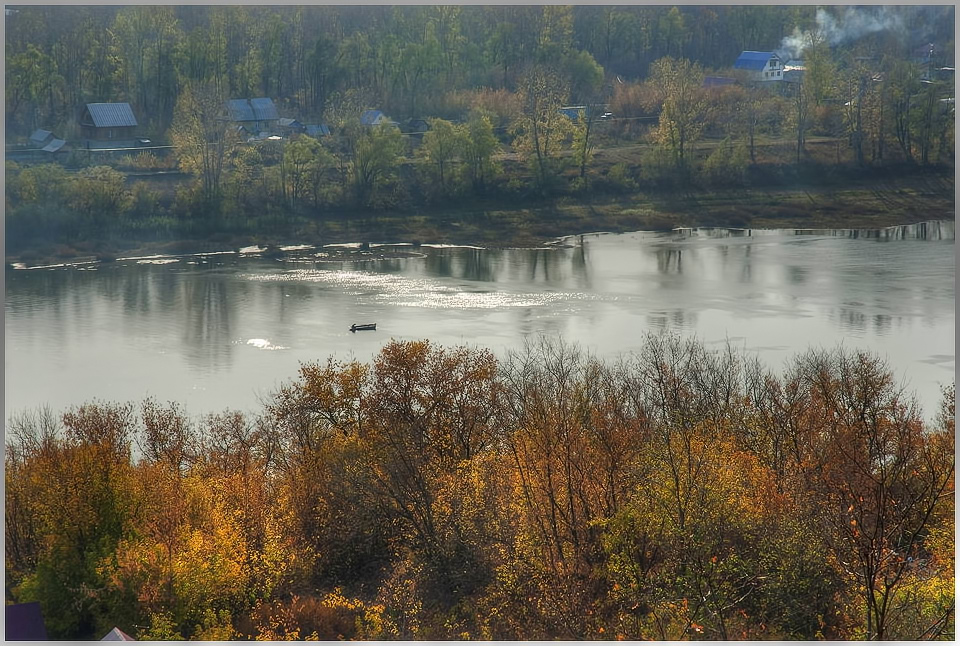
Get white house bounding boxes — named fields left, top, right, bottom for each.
left=734, top=51, right=783, bottom=82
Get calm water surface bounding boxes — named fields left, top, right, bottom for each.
left=5, top=222, right=955, bottom=417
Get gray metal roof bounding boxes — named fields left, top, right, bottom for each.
left=85, top=103, right=137, bottom=127
left=29, top=129, right=53, bottom=144
left=226, top=98, right=278, bottom=122
left=226, top=99, right=255, bottom=121
left=250, top=98, right=278, bottom=121
left=41, top=139, right=66, bottom=153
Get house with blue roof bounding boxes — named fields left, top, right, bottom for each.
left=734, top=51, right=783, bottom=83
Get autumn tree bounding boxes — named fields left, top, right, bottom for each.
left=6, top=403, right=141, bottom=639
left=649, top=57, right=706, bottom=170
left=513, top=65, right=573, bottom=193
left=794, top=349, right=955, bottom=640
left=169, top=81, right=235, bottom=204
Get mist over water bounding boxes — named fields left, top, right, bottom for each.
left=5, top=223, right=955, bottom=418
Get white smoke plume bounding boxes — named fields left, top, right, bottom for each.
left=778, top=7, right=904, bottom=61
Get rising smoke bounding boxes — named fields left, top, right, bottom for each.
left=777, top=6, right=904, bottom=61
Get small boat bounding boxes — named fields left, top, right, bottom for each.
left=350, top=323, right=377, bottom=332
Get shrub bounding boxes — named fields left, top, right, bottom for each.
left=638, top=146, right=679, bottom=186
left=701, top=137, right=749, bottom=187
left=602, top=162, right=638, bottom=192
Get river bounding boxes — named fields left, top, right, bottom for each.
left=5, top=222, right=955, bottom=419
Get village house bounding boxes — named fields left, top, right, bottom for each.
left=277, top=118, right=306, bottom=136
left=225, top=97, right=280, bottom=135
left=360, top=109, right=399, bottom=127
left=734, top=51, right=783, bottom=82
left=782, top=60, right=805, bottom=85
left=79, top=102, right=139, bottom=149
left=304, top=124, right=331, bottom=138
left=28, top=129, right=54, bottom=147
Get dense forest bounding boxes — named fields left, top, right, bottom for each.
left=5, top=5, right=955, bottom=135
left=4, top=5, right=956, bottom=259
left=5, top=337, right=955, bottom=640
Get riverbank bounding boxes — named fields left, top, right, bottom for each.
left=6, top=164, right=954, bottom=267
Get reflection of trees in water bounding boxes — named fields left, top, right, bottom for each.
left=646, top=309, right=698, bottom=330
left=418, top=247, right=589, bottom=289
left=181, top=276, right=237, bottom=370
left=570, top=242, right=591, bottom=290
left=6, top=267, right=82, bottom=311
left=656, top=248, right=683, bottom=274
left=155, top=267, right=182, bottom=310
left=873, top=314, right=892, bottom=334
left=6, top=270, right=90, bottom=356
left=460, top=248, right=498, bottom=283
left=120, top=267, right=161, bottom=314
left=372, top=259, right=403, bottom=274
left=836, top=307, right=867, bottom=333
left=524, top=248, right=575, bottom=285
left=836, top=307, right=899, bottom=335
left=513, top=307, right=566, bottom=339
left=275, top=281, right=312, bottom=325
left=424, top=251, right=455, bottom=278
left=786, top=265, right=807, bottom=285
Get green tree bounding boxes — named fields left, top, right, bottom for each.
left=657, top=7, right=687, bottom=58
left=417, top=118, right=464, bottom=196
left=563, top=49, right=605, bottom=104
left=68, top=166, right=132, bottom=223
left=400, top=23, right=443, bottom=117
left=305, top=33, right=343, bottom=116
left=486, top=21, right=522, bottom=87
left=346, top=121, right=404, bottom=206
left=461, top=111, right=501, bottom=193
left=537, top=5, right=574, bottom=63
left=283, top=136, right=336, bottom=210
left=571, top=107, right=597, bottom=181
left=5, top=44, right=53, bottom=130
left=840, top=58, right=871, bottom=166
left=888, top=59, right=920, bottom=161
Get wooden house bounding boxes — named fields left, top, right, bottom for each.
left=225, top=98, right=279, bottom=134
left=80, top=103, right=138, bottom=148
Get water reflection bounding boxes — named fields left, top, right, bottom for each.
left=182, top=277, right=237, bottom=370
left=5, top=222, right=954, bottom=416
left=656, top=248, right=683, bottom=274
left=647, top=309, right=699, bottom=330
left=787, top=266, right=807, bottom=285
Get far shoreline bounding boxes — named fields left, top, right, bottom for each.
left=6, top=168, right=955, bottom=268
